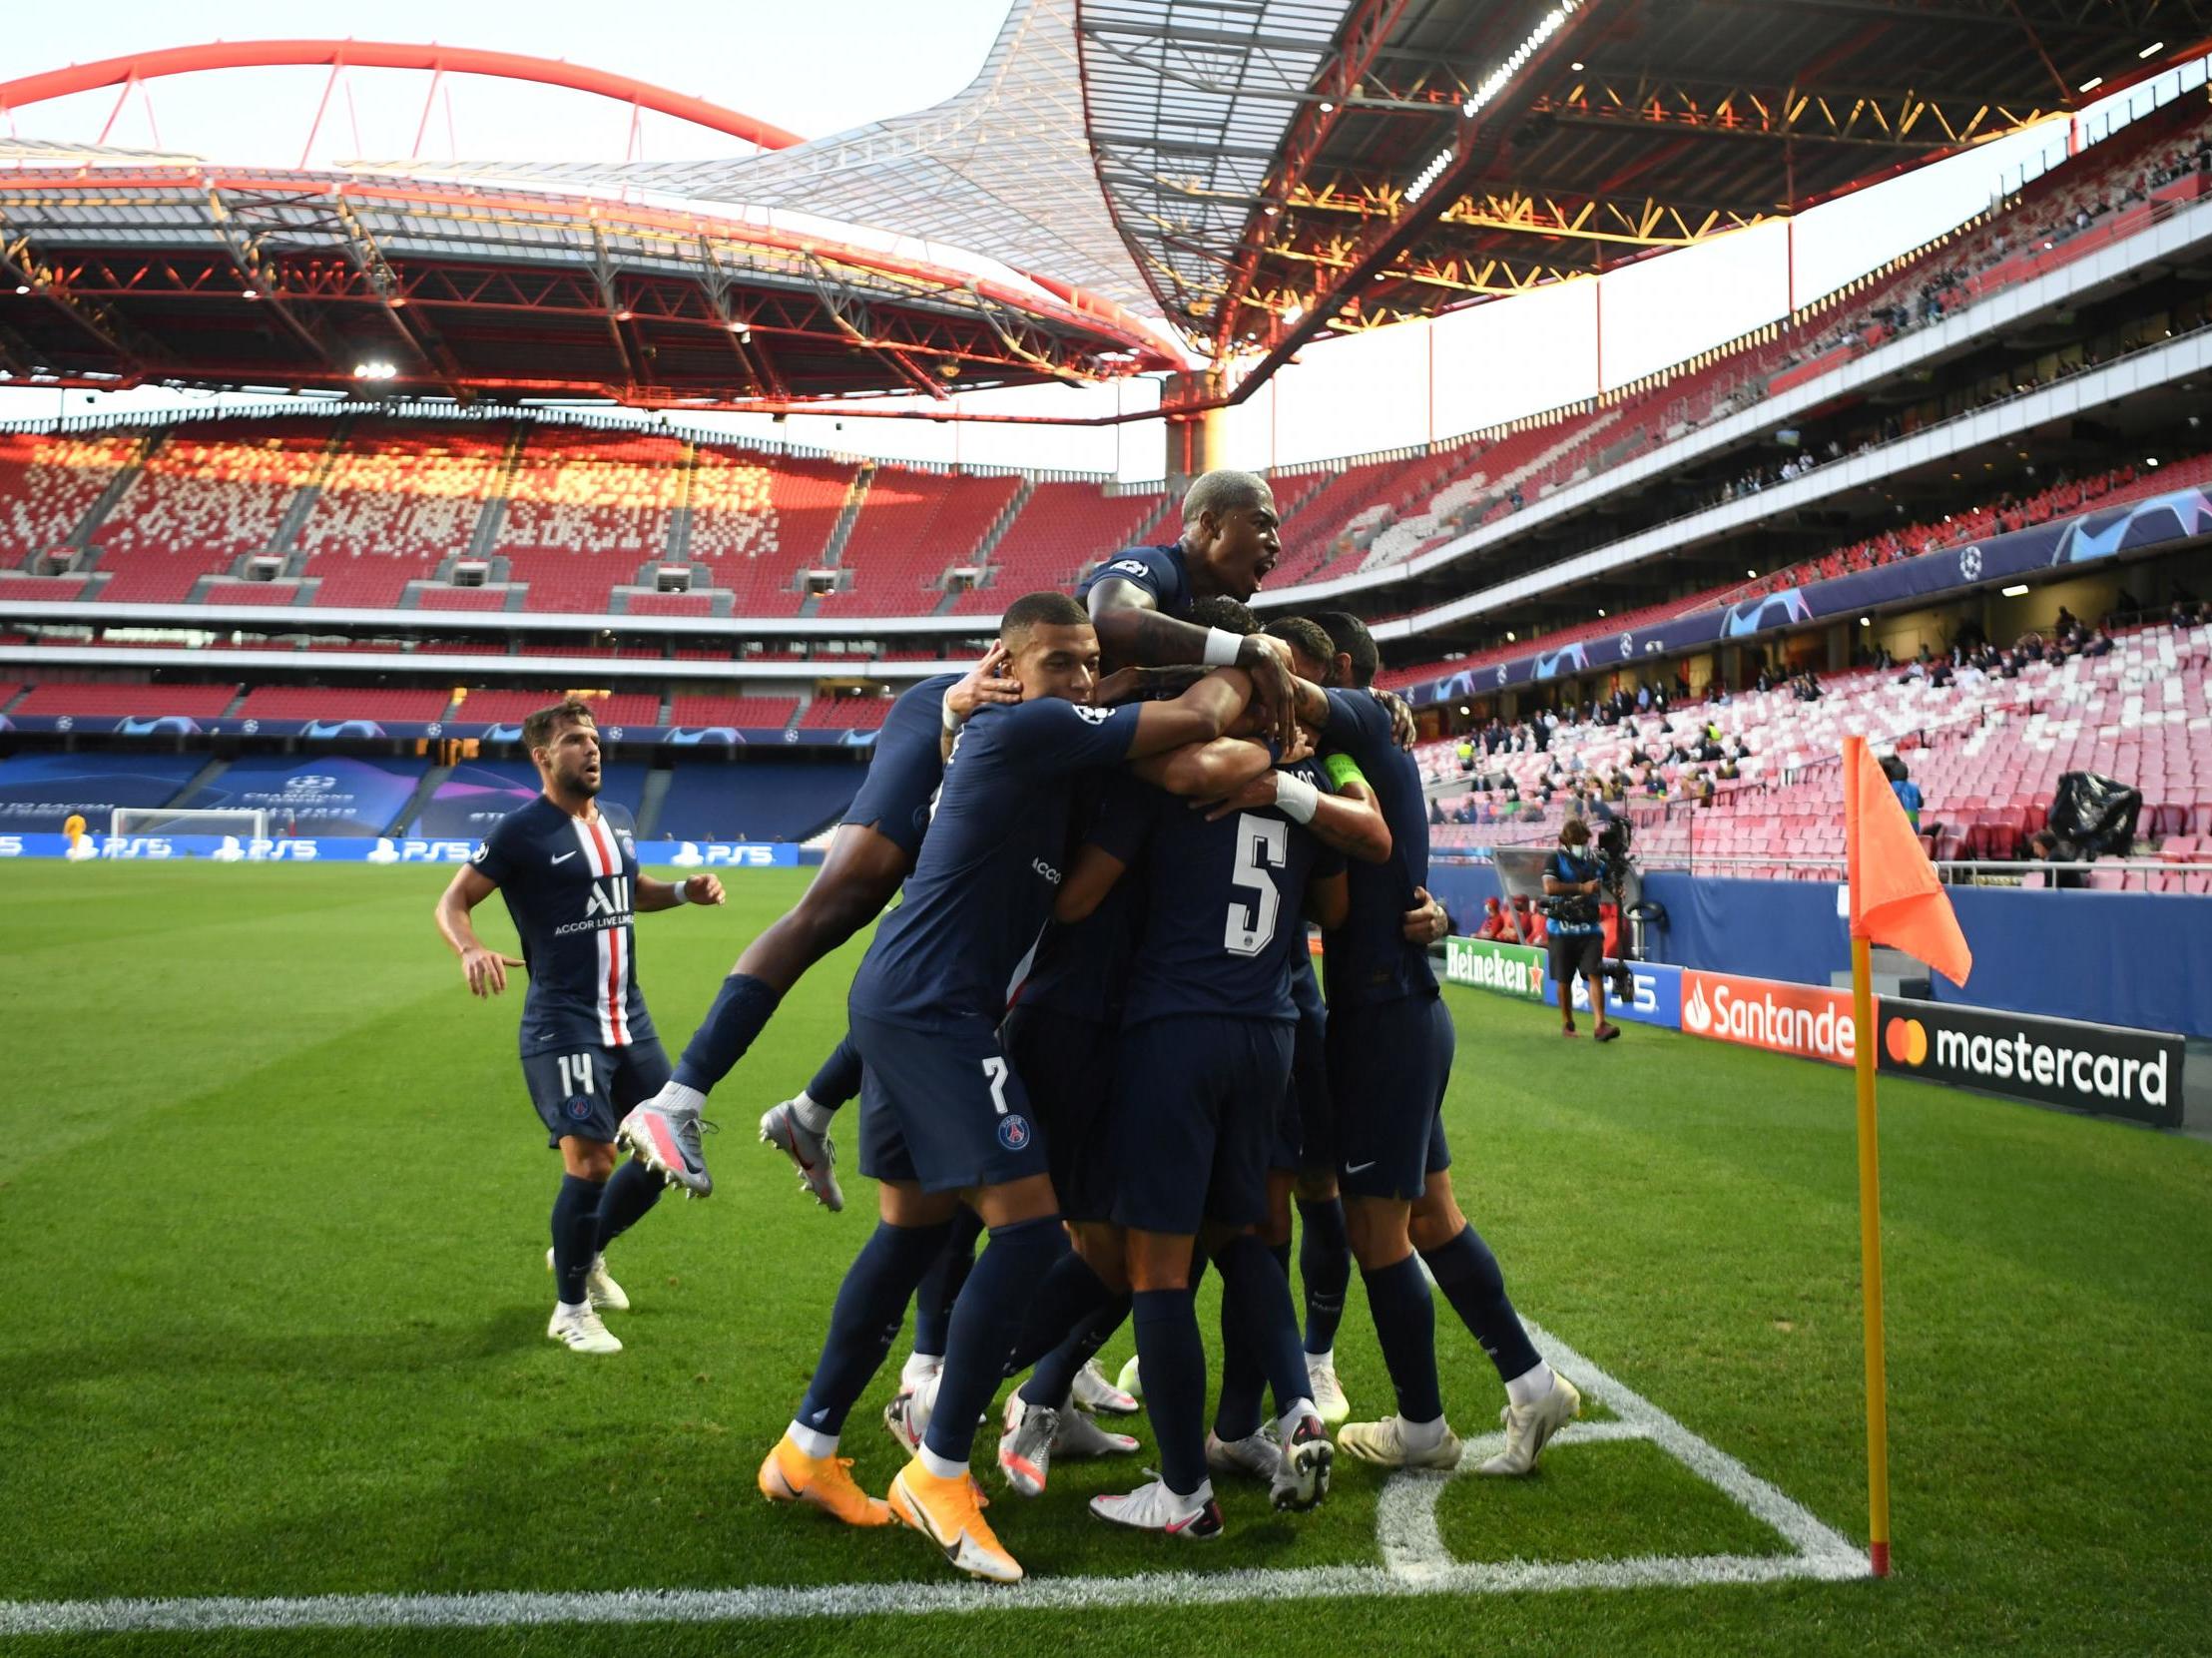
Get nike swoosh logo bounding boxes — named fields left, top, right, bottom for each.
left=1344, top=1160, right=1378, bottom=1175
left=551, top=850, right=578, bottom=864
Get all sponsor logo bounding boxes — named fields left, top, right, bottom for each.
left=1444, top=936, right=1546, bottom=1002
left=664, top=842, right=782, bottom=868
left=1878, top=997, right=2182, bottom=1128
left=1682, top=971, right=1858, bottom=1065
left=1072, top=706, right=1114, bottom=725
left=1107, top=558, right=1149, bottom=577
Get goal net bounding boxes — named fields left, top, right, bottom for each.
left=109, top=808, right=270, bottom=840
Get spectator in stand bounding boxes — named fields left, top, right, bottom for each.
left=2082, top=628, right=2114, bottom=658
left=2026, top=829, right=2086, bottom=890
left=1884, top=755, right=1923, bottom=831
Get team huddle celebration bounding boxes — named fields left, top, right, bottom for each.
left=435, top=469, right=1581, bottom=1584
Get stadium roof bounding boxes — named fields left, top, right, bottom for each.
left=0, top=0, right=2204, bottom=411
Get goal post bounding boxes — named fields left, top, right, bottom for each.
left=109, top=808, right=271, bottom=840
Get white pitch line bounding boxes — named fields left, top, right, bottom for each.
left=0, top=1317, right=1868, bottom=1637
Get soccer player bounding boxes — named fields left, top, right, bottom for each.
left=1303, top=614, right=1581, bottom=1476
left=757, top=592, right=1259, bottom=1583
left=432, top=699, right=725, bottom=1357
left=617, top=650, right=1022, bottom=1197
left=1047, top=672, right=1387, bottom=1535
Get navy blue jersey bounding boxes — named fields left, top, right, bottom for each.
left=1094, top=761, right=1344, bottom=1028
left=1542, top=848, right=1606, bottom=937
left=1075, top=542, right=1194, bottom=620
left=1017, top=773, right=1144, bottom=1021
left=841, top=671, right=959, bottom=856
left=1318, top=689, right=1436, bottom=1009
left=847, top=696, right=1146, bottom=1029
left=473, top=796, right=656, bottom=1055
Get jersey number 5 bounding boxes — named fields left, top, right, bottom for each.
left=1225, top=813, right=1289, bottom=958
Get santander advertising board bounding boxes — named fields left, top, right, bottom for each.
left=1680, top=970, right=1861, bottom=1066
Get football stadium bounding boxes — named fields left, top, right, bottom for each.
left=4, top=1, right=2211, bottom=1652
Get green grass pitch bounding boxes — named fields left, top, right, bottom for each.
left=3, top=861, right=2209, bottom=1657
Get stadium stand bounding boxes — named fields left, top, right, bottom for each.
left=654, top=761, right=859, bottom=842
left=688, top=448, right=857, bottom=614
left=1427, top=617, right=2212, bottom=884
left=298, top=425, right=510, bottom=608
left=800, top=694, right=894, bottom=730
left=408, top=760, right=648, bottom=837
left=177, top=755, right=426, bottom=836
left=666, top=695, right=802, bottom=729
left=830, top=471, right=1020, bottom=609
left=451, top=689, right=662, bottom=727
left=231, top=686, right=457, bottom=723
left=11, top=683, right=239, bottom=719
left=948, top=481, right=1167, bottom=613
left=0, top=432, right=140, bottom=566
left=90, top=427, right=330, bottom=604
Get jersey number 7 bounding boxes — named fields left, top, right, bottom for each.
left=1225, top=813, right=1289, bottom=958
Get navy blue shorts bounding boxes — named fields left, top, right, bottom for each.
left=1276, top=1000, right=1332, bottom=1174
left=839, top=687, right=946, bottom=860
left=521, top=1038, right=672, bottom=1149
left=1002, top=1000, right=1119, bottom=1224
left=1110, top=1014, right=1294, bottom=1236
left=1326, top=995, right=1454, bottom=1201
left=849, top=1011, right=1051, bottom=1194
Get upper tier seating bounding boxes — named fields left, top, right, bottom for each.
left=667, top=695, right=801, bottom=729
left=0, top=432, right=140, bottom=563
left=949, top=481, right=1167, bottom=614
left=93, top=427, right=330, bottom=604
left=297, top=425, right=510, bottom=608
left=453, top=689, right=661, bottom=727
left=232, top=686, right=456, bottom=723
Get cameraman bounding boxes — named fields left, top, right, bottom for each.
left=1542, top=819, right=1617, bottom=1041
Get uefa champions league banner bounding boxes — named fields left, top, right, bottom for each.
left=0, top=716, right=870, bottom=747
left=178, top=756, right=422, bottom=836
left=0, top=832, right=799, bottom=865
left=1404, top=483, right=2212, bottom=706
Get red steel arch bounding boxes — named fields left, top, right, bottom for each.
left=0, top=40, right=804, bottom=152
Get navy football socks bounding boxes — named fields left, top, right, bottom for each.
left=921, top=1215, right=1065, bottom=1467
left=1297, top=1196, right=1352, bottom=1356
left=1212, top=1244, right=1292, bottom=1443
left=672, top=972, right=781, bottom=1094
left=1000, top=1246, right=1109, bottom=1382
left=1421, top=1226, right=1542, bottom=1382
left=550, top=1174, right=605, bottom=1306
left=911, top=1206, right=985, bottom=1360
left=1214, top=1234, right=1311, bottom=1422
left=592, top=1159, right=663, bottom=1253
left=805, top=1035, right=864, bottom=1111
left=796, top=1218, right=953, bottom=1437
left=1133, top=1287, right=1209, bottom=1497
left=1361, top=1253, right=1444, bottom=1424
left=1025, top=1293, right=1132, bottom=1410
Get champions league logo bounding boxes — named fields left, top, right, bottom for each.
left=1958, top=545, right=1983, bottom=582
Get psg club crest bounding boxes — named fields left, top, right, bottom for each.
left=566, top=1097, right=595, bottom=1122
left=996, top=1114, right=1032, bottom=1151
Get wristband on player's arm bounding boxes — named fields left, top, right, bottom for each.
left=1202, top=627, right=1243, bottom=668
left=941, top=691, right=966, bottom=734
left=1274, top=771, right=1321, bottom=824
left=669, top=881, right=691, bottom=905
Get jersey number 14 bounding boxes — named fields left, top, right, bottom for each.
left=1225, top=813, right=1289, bottom=958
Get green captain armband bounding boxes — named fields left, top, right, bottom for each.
left=1323, top=751, right=1369, bottom=793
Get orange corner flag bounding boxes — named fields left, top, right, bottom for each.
left=1845, top=737, right=1972, bottom=987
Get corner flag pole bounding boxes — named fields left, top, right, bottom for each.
left=1842, top=734, right=1893, bottom=1578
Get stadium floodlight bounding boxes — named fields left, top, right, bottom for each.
left=2001, top=584, right=2030, bottom=597
left=110, top=808, right=270, bottom=840
left=2079, top=76, right=2103, bottom=92
left=2139, top=42, right=2164, bottom=59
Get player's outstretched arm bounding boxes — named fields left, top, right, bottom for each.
left=1134, top=736, right=1274, bottom=800
left=434, top=865, right=524, bottom=997
left=637, top=873, right=726, bottom=912
left=1194, top=759, right=1392, bottom=864
left=1118, top=667, right=1256, bottom=759
left=1053, top=844, right=1129, bottom=925
left=1089, top=576, right=1301, bottom=749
